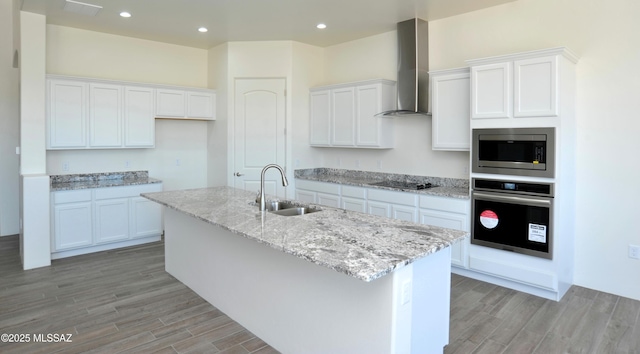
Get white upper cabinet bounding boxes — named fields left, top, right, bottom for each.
left=156, top=89, right=186, bottom=117
left=47, top=79, right=88, bottom=149
left=310, top=79, right=396, bottom=149
left=48, top=76, right=156, bottom=150
left=467, top=47, right=577, bottom=121
left=124, top=86, right=155, bottom=147
left=187, top=91, right=216, bottom=119
left=309, top=89, right=331, bottom=146
left=470, top=62, right=511, bottom=119
left=156, top=88, right=216, bottom=120
left=513, top=56, right=558, bottom=118
left=89, top=83, right=123, bottom=148
left=331, top=86, right=356, bottom=147
left=430, top=68, right=471, bottom=151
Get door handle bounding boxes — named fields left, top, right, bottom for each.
left=234, top=172, right=244, bottom=177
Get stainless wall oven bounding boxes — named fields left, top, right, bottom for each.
left=472, top=127, right=555, bottom=178
left=471, top=178, right=554, bottom=259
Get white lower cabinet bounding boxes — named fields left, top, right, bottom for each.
left=419, top=195, right=470, bottom=268
left=53, top=202, right=93, bottom=250
left=130, top=197, right=163, bottom=238
left=51, top=183, right=163, bottom=259
left=295, top=178, right=470, bottom=268
left=94, top=198, right=129, bottom=244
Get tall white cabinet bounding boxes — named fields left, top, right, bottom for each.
left=309, top=79, right=396, bottom=149
left=429, top=68, right=471, bottom=151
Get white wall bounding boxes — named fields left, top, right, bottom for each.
left=45, top=25, right=210, bottom=191
left=429, top=0, right=640, bottom=300
left=321, top=31, right=470, bottom=178
left=0, top=0, right=20, bottom=236
left=207, top=43, right=229, bottom=187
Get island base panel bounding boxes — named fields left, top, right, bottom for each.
left=164, top=207, right=451, bottom=354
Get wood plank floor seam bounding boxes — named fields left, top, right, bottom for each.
left=0, top=236, right=638, bottom=353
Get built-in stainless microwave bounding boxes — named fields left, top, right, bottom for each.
left=472, top=128, right=555, bottom=178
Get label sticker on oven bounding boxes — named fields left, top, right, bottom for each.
left=528, top=223, right=547, bottom=243
left=479, top=210, right=499, bottom=229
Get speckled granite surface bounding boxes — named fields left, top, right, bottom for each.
left=295, top=168, right=470, bottom=199
left=50, top=171, right=162, bottom=191
left=142, top=186, right=468, bottom=282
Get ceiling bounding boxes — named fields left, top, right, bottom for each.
left=21, top=0, right=516, bottom=49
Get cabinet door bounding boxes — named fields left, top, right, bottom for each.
left=420, top=210, right=469, bottom=268
left=89, top=83, right=123, bottom=148
left=124, top=86, right=155, bottom=147
left=514, top=56, right=558, bottom=118
left=130, top=196, right=162, bottom=238
left=94, top=198, right=129, bottom=244
left=471, top=62, right=511, bottom=119
left=368, top=201, right=391, bottom=218
left=156, top=89, right=186, bottom=117
left=48, top=80, right=87, bottom=148
left=331, top=87, right=356, bottom=146
left=342, top=197, right=366, bottom=213
left=355, top=84, right=381, bottom=147
left=187, top=91, right=215, bottom=119
left=53, top=202, right=93, bottom=250
left=392, top=205, right=417, bottom=223
left=431, top=71, right=470, bottom=151
left=295, top=190, right=317, bottom=203
left=309, top=90, right=331, bottom=146
left=317, top=193, right=340, bottom=208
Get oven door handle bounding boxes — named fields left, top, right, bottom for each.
left=472, top=191, right=552, bottom=208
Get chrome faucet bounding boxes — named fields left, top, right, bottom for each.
left=258, top=164, right=289, bottom=211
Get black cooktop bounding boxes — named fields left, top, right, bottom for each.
left=368, top=181, right=433, bottom=190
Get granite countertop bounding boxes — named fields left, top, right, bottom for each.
left=50, top=171, right=162, bottom=192
left=295, top=168, right=470, bottom=199
left=142, top=186, right=468, bottom=282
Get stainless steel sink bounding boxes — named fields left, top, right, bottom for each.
left=263, top=200, right=321, bottom=216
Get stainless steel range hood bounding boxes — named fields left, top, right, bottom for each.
left=379, top=18, right=430, bottom=116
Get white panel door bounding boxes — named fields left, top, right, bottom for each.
left=317, top=193, right=340, bottom=208
left=392, top=205, right=417, bottom=223
left=130, top=196, right=163, bottom=238
left=331, top=87, right=356, bottom=146
left=355, top=84, right=380, bottom=146
left=514, top=56, right=558, bottom=118
left=124, top=86, right=155, bottom=147
left=94, top=198, right=129, bottom=243
left=342, top=197, right=366, bottom=213
left=309, top=90, right=331, bottom=146
left=48, top=79, right=87, bottom=148
left=90, top=83, right=123, bottom=148
left=471, top=62, right=511, bottom=119
left=187, top=91, right=215, bottom=119
left=368, top=201, right=391, bottom=218
left=156, top=89, right=186, bottom=117
left=431, top=70, right=470, bottom=151
left=54, top=202, right=93, bottom=250
left=295, top=190, right=316, bottom=203
left=233, top=78, right=287, bottom=198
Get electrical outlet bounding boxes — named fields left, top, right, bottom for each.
left=355, top=159, right=361, bottom=168
left=629, top=245, right=640, bottom=259
left=295, top=159, right=300, bottom=167
left=401, top=280, right=412, bottom=305
left=62, top=162, right=69, bottom=171
left=125, top=160, right=130, bottom=168
left=377, top=160, right=382, bottom=170
left=336, top=158, right=341, bottom=167
left=176, top=159, right=181, bottom=167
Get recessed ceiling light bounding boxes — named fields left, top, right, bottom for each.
left=198, top=27, right=208, bottom=33
left=316, top=23, right=327, bottom=29
left=119, top=11, right=131, bottom=18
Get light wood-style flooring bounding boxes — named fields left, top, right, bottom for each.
left=0, top=235, right=638, bottom=353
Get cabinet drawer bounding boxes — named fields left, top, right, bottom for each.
left=341, top=185, right=366, bottom=199
left=419, top=195, right=469, bottom=214
left=94, top=184, right=162, bottom=200
left=295, top=179, right=340, bottom=195
left=53, top=190, right=92, bottom=204
left=367, top=188, right=417, bottom=206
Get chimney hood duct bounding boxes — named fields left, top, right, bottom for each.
left=379, top=18, right=430, bottom=116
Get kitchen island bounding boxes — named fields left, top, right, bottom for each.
left=142, top=186, right=468, bottom=354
